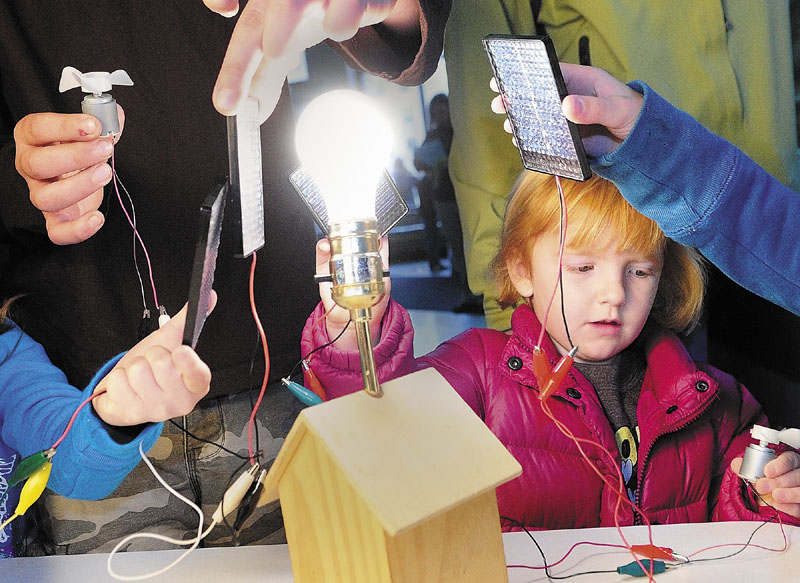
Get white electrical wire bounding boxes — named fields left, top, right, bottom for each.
left=107, top=443, right=218, bottom=581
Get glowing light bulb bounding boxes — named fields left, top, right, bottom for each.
left=294, top=89, right=393, bottom=398
left=295, top=90, right=393, bottom=225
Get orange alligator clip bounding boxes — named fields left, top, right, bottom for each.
left=538, top=346, right=578, bottom=402
left=630, top=544, right=676, bottom=560
left=302, top=359, right=327, bottom=402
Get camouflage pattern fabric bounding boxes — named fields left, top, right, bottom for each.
left=23, top=383, right=303, bottom=555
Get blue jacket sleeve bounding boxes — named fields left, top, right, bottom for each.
left=0, top=324, right=162, bottom=500
left=592, top=82, right=800, bottom=316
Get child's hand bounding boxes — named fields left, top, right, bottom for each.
left=316, top=237, right=391, bottom=351
left=91, top=294, right=215, bottom=426
left=731, top=452, right=800, bottom=518
left=14, top=108, right=125, bottom=245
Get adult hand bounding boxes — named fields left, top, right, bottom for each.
left=731, top=452, right=800, bottom=518
left=91, top=293, right=216, bottom=426
left=14, top=108, right=124, bottom=245
left=204, top=0, right=418, bottom=122
left=490, top=63, right=644, bottom=158
left=316, top=236, right=390, bottom=350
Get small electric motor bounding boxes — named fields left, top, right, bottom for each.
left=739, top=425, right=800, bottom=482
left=59, top=66, right=133, bottom=136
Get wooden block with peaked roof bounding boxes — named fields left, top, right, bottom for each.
left=257, top=367, right=522, bottom=582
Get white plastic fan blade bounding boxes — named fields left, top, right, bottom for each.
left=109, top=70, right=134, bottom=87
left=58, top=66, right=83, bottom=93
left=751, top=424, right=800, bottom=448
left=778, top=428, right=800, bottom=449
left=59, top=67, right=134, bottom=94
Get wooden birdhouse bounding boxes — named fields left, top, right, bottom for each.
left=258, top=368, right=522, bottom=582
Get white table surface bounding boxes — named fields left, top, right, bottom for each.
left=5, top=521, right=797, bottom=582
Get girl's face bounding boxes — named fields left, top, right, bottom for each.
left=510, top=228, right=663, bottom=363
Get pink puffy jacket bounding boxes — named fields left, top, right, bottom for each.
left=302, top=301, right=799, bottom=530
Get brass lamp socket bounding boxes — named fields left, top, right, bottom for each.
left=328, top=219, right=385, bottom=311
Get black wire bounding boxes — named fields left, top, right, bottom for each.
left=500, top=515, right=616, bottom=580
left=547, top=567, right=618, bottom=580
left=505, top=482, right=785, bottom=580
left=559, top=276, right=574, bottom=348
left=121, top=421, right=256, bottom=547
left=556, top=182, right=574, bottom=348
left=287, top=318, right=353, bottom=379
left=168, top=419, right=249, bottom=460
left=169, top=314, right=353, bottom=542
left=178, top=309, right=347, bottom=468
left=221, top=457, right=253, bottom=543
left=688, top=483, right=780, bottom=564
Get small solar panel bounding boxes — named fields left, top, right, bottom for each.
left=289, top=166, right=409, bottom=237
left=483, top=35, right=590, bottom=181
left=227, top=98, right=265, bottom=257
left=183, top=178, right=226, bottom=348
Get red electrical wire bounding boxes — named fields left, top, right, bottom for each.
left=50, top=388, right=108, bottom=450
left=688, top=497, right=788, bottom=557
left=535, top=175, right=568, bottom=350
left=506, top=539, right=629, bottom=570
left=528, top=175, right=657, bottom=580
left=246, top=252, right=270, bottom=465
left=539, top=396, right=658, bottom=581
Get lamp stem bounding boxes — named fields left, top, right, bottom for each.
left=351, top=308, right=382, bottom=397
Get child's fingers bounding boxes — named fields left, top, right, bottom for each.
left=120, top=297, right=203, bottom=364
left=135, top=345, right=208, bottom=417
left=316, top=238, right=332, bottom=274
left=764, top=451, right=800, bottom=478
left=315, top=238, right=338, bottom=313
left=731, top=454, right=800, bottom=517
left=378, top=235, right=390, bottom=266
left=765, top=488, right=800, bottom=518
left=122, top=354, right=170, bottom=422
left=770, top=484, right=800, bottom=506
left=92, top=367, right=147, bottom=426
left=379, top=235, right=391, bottom=297
left=170, top=345, right=212, bottom=397
left=769, top=481, right=800, bottom=517
left=120, top=309, right=186, bottom=364
left=754, top=453, right=800, bottom=514
left=759, top=456, right=800, bottom=493
left=100, top=349, right=208, bottom=426
left=143, top=345, right=185, bottom=396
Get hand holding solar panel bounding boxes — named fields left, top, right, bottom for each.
left=489, top=54, right=646, bottom=160
left=182, top=102, right=266, bottom=349
left=182, top=179, right=226, bottom=348
left=483, top=35, right=591, bottom=181
left=556, top=63, right=645, bottom=158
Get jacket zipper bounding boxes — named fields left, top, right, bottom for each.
left=632, top=391, right=716, bottom=525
